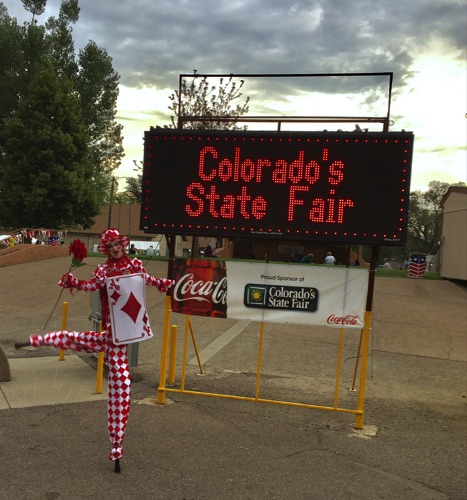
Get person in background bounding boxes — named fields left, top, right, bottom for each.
left=324, top=252, right=336, bottom=265
left=300, top=253, right=314, bottom=264
left=128, top=244, right=137, bottom=255
left=203, top=245, right=214, bottom=257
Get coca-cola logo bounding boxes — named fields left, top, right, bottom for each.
left=326, top=314, right=359, bottom=326
left=173, top=273, right=227, bottom=305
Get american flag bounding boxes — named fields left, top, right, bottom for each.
left=49, top=237, right=61, bottom=246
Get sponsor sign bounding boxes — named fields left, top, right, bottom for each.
left=171, top=260, right=368, bottom=329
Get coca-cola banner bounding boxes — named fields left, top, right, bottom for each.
left=172, top=259, right=368, bottom=328
left=172, top=259, right=228, bottom=318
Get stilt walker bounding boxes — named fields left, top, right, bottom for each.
left=16, top=229, right=173, bottom=473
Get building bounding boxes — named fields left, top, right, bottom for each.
left=438, top=186, right=467, bottom=281
left=62, top=203, right=166, bottom=254
left=65, top=204, right=233, bottom=259
left=4, top=203, right=361, bottom=264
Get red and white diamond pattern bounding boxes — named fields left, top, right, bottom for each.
left=46, top=256, right=175, bottom=463
left=30, top=331, right=130, bottom=461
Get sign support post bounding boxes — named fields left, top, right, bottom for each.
left=157, top=235, right=176, bottom=404
left=355, top=245, right=379, bottom=428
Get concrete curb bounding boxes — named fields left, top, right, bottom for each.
left=0, top=344, right=11, bottom=382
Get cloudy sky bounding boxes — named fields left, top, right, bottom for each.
left=5, top=0, right=466, bottom=191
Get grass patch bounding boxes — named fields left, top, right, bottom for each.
left=85, top=253, right=442, bottom=280
left=87, top=252, right=169, bottom=261
left=375, top=268, right=442, bottom=280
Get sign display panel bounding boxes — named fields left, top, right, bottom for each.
left=141, top=130, right=413, bottom=244
left=170, top=259, right=369, bottom=328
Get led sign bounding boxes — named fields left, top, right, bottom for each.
left=141, top=130, right=414, bottom=244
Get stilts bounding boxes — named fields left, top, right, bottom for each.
left=14, top=342, right=30, bottom=349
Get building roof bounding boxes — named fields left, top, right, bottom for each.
left=71, top=204, right=150, bottom=239
left=439, top=186, right=467, bottom=208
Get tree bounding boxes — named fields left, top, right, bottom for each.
left=0, top=9, right=24, bottom=122
left=75, top=40, right=124, bottom=175
left=1, top=60, right=104, bottom=228
left=44, top=0, right=79, bottom=80
left=121, top=176, right=143, bottom=204
left=168, top=73, right=250, bottom=130
left=407, top=180, right=465, bottom=255
left=119, top=74, right=252, bottom=204
left=0, top=0, right=122, bottom=229
left=22, top=0, right=47, bottom=22
left=118, top=161, right=142, bottom=204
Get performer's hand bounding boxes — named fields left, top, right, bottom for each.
left=58, top=273, right=72, bottom=288
left=157, top=278, right=175, bottom=293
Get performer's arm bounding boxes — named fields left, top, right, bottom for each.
left=131, top=258, right=174, bottom=293
left=59, top=267, right=104, bottom=292
left=145, top=275, right=174, bottom=293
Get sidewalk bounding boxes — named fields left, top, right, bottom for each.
left=0, top=352, right=107, bottom=410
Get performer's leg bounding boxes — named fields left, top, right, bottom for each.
left=106, top=342, right=131, bottom=462
left=28, top=331, right=106, bottom=354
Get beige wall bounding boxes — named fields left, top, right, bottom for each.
left=64, top=204, right=232, bottom=258
left=61, top=204, right=163, bottom=253
left=439, top=189, right=467, bottom=280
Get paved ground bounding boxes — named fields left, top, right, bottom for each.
left=0, top=256, right=466, bottom=499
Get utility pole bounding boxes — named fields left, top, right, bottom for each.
left=107, top=176, right=116, bottom=228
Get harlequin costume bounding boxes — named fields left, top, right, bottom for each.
left=20, top=229, right=174, bottom=471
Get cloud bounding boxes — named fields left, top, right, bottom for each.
left=4, top=0, right=466, bottom=190
left=6, top=1, right=463, bottom=98
left=10, top=0, right=459, bottom=91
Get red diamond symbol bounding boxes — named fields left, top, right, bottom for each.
left=120, top=292, right=142, bottom=323
left=111, top=290, right=121, bottom=303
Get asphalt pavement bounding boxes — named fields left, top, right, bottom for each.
left=0, top=256, right=466, bottom=499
